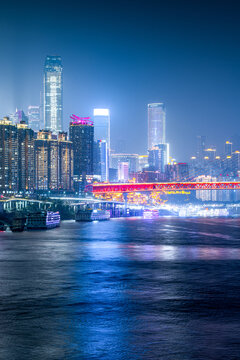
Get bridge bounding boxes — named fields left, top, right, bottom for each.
left=85, top=182, right=240, bottom=194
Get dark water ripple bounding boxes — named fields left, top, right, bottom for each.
left=0, top=217, right=240, bottom=359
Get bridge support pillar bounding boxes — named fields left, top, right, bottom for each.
left=123, top=193, right=128, bottom=216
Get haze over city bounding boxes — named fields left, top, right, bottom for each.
left=1, top=0, right=240, bottom=159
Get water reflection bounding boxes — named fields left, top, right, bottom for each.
left=0, top=218, right=240, bottom=359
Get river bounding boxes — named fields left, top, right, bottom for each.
left=0, top=217, right=240, bottom=359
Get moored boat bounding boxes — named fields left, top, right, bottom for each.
left=76, top=209, right=110, bottom=222
left=26, top=211, right=60, bottom=230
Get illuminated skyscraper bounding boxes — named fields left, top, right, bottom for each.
left=35, top=130, right=73, bottom=191
left=43, top=56, right=63, bottom=133
left=93, top=109, right=110, bottom=178
left=0, top=117, right=18, bottom=194
left=28, top=106, right=41, bottom=132
left=148, top=103, right=166, bottom=150
left=148, top=143, right=169, bottom=172
left=69, top=115, right=94, bottom=177
left=17, top=122, right=35, bottom=192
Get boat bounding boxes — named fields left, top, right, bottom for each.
left=26, top=211, right=60, bottom=230
left=76, top=209, right=110, bottom=222
left=10, top=216, right=26, bottom=232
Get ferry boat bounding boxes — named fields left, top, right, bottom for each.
left=76, top=209, right=110, bottom=222
left=26, top=211, right=60, bottom=230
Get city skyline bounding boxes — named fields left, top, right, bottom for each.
left=1, top=0, right=240, bottom=160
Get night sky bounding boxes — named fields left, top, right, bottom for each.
left=1, top=0, right=240, bottom=160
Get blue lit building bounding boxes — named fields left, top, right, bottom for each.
left=43, top=56, right=63, bottom=133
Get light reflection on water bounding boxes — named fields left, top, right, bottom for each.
left=0, top=217, right=240, bottom=359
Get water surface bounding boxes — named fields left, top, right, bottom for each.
left=0, top=217, right=240, bottom=359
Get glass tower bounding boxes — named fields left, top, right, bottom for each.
left=43, top=56, right=63, bottom=133
left=148, top=103, right=166, bottom=150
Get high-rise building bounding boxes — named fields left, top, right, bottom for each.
left=98, top=140, right=108, bottom=181
left=28, top=106, right=41, bottom=132
left=93, top=109, right=110, bottom=176
left=0, top=117, right=19, bottom=194
left=58, top=132, right=73, bottom=190
left=225, top=141, right=233, bottom=156
left=69, top=115, right=94, bottom=178
left=35, top=130, right=73, bottom=191
left=148, top=103, right=166, bottom=150
left=17, top=122, right=35, bottom=192
left=148, top=144, right=169, bottom=172
left=43, top=56, right=63, bottom=133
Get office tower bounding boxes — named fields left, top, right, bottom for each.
left=28, top=106, right=41, bottom=132
left=17, top=122, right=35, bottom=192
left=118, top=162, right=129, bottom=182
left=196, top=135, right=206, bottom=165
left=69, top=115, right=94, bottom=177
left=0, top=117, right=18, bottom=194
left=98, top=140, right=108, bottom=181
left=43, top=56, right=63, bottom=133
left=148, top=103, right=166, bottom=150
left=148, top=144, right=169, bottom=172
left=225, top=141, right=233, bottom=156
left=93, top=109, right=110, bottom=176
left=58, top=132, right=73, bottom=190
left=111, top=154, right=139, bottom=173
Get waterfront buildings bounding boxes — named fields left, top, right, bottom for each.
left=0, top=118, right=19, bottom=194
left=69, top=115, right=94, bottom=178
left=43, top=56, right=63, bottom=133
left=0, top=118, right=35, bottom=194
left=28, top=106, right=41, bottom=132
left=17, top=122, right=35, bottom=192
left=148, top=103, right=166, bottom=150
left=35, top=130, right=73, bottom=191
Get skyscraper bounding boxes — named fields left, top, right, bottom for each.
left=0, top=117, right=18, bottom=194
left=28, top=106, right=41, bottom=132
left=93, top=109, right=110, bottom=178
left=43, top=56, right=63, bottom=133
left=17, top=122, right=35, bottom=192
left=35, top=130, right=73, bottom=191
left=69, top=114, right=94, bottom=178
left=148, top=103, right=166, bottom=150
left=148, top=143, right=169, bottom=172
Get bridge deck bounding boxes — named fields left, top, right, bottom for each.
left=86, top=182, right=240, bottom=193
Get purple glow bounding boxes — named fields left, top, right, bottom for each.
left=70, top=114, right=93, bottom=126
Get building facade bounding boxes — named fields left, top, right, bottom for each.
left=17, top=123, right=35, bottom=192
left=28, top=106, right=41, bottom=132
left=35, top=130, right=73, bottom=191
left=93, top=109, right=110, bottom=178
left=43, top=56, right=63, bottom=133
left=69, top=115, right=94, bottom=178
left=0, top=118, right=19, bottom=194
left=148, top=103, right=166, bottom=150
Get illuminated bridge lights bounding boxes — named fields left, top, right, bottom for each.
left=85, top=182, right=240, bottom=194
